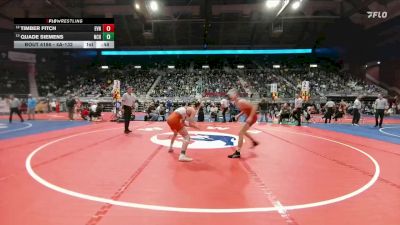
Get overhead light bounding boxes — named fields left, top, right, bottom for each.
left=365, top=65, right=368, bottom=68
left=273, top=64, right=280, bottom=68
left=310, top=64, right=318, bottom=68
left=237, top=65, right=245, bottom=69
left=377, top=61, right=381, bottom=64
left=135, top=3, right=140, bottom=10
left=266, top=0, right=280, bottom=9
left=168, top=65, right=175, bottom=69
left=101, top=65, right=109, bottom=69
left=202, top=65, right=210, bottom=69
left=134, top=65, right=141, bottom=69
left=149, top=1, right=158, bottom=12
left=292, top=0, right=301, bottom=10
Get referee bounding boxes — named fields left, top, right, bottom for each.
left=324, top=99, right=335, bottom=124
left=374, top=94, right=388, bottom=128
left=8, top=95, right=24, bottom=123
left=293, top=94, right=303, bottom=126
left=121, top=87, right=136, bottom=133
left=352, top=96, right=362, bottom=126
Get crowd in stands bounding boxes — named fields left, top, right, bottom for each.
left=150, top=69, right=245, bottom=98
left=2, top=62, right=386, bottom=102
left=36, top=65, right=158, bottom=97
left=151, top=70, right=198, bottom=97
left=0, top=70, right=29, bottom=95
left=240, top=69, right=293, bottom=98
left=283, top=69, right=382, bottom=96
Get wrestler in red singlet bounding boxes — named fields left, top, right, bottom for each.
left=227, top=89, right=259, bottom=158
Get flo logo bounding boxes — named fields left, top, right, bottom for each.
left=367, top=11, right=388, bottom=19
left=151, top=131, right=239, bottom=149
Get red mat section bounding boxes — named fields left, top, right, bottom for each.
left=0, top=122, right=399, bottom=225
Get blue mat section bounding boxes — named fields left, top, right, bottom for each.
left=0, top=120, right=90, bottom=140
left=379, top=127, right=400, bottom=137
left=309, top=123, right=400, bottom=145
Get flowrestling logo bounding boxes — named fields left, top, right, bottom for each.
left=151, top=131, right=239, bottom=149
left=367, top=11, right=388, bottom=19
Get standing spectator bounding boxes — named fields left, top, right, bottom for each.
left=166, top=99, right=173, bottom=116
left=352, top=96, right=362, bottom=126
left=55, top=99, right=60, bottom=113
left=8, top=95, right=24, bottom=123
left=258, top=98, right=268, bottom=122
left=121, top=87, right=136, bottom=133
left=339, top=99, right=347, bottom=115
left=74, top=97, right=82, bottom=119
left=27, top=94, right=37, bottom=120
left=220, top=97, right=229, bottom=123
left=46, top=97, right=51, bottom=112
left=293, top=94, right=303, bottom=126
left=66, top=95, right=76, bottom=121
left=374, top=94, right=388, bottom=128
left=198, top=103, right=205, bottom=122
left=390, top=95, right=398, bottom=114
left=324, top=100, right=335, bottom=124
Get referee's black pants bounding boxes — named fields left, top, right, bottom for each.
left=352, top=108, right=360, bottom=125
left=9, top=107, right=24, bottom=123
left=325, top=107, right=333, bottom=123
left=123, top=105, right=132, bottom=132
left=375, top=109, right=385, bottom=127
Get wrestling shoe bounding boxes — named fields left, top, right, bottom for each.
left=179, top=154, right=193, bottom=162
left=228, top=151, right=241, bottom=158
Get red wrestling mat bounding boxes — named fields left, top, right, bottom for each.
left=0, top=122, right=399, bottom=225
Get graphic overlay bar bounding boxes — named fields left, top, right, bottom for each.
left=14, top=41, right=114, bottom=49
left=14, top=18, right=115, bottom=49
left=101, top=49, right=312, bottom=56
left=14, top=18, right=114, bottom=24
left=15, top=24, right=106, bottom=32
left=14, top=32, right=104, bottom=41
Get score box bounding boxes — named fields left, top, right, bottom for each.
left=102, top=24, right=114, bottom=32
left=102, top=32, right=114, bottom=41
